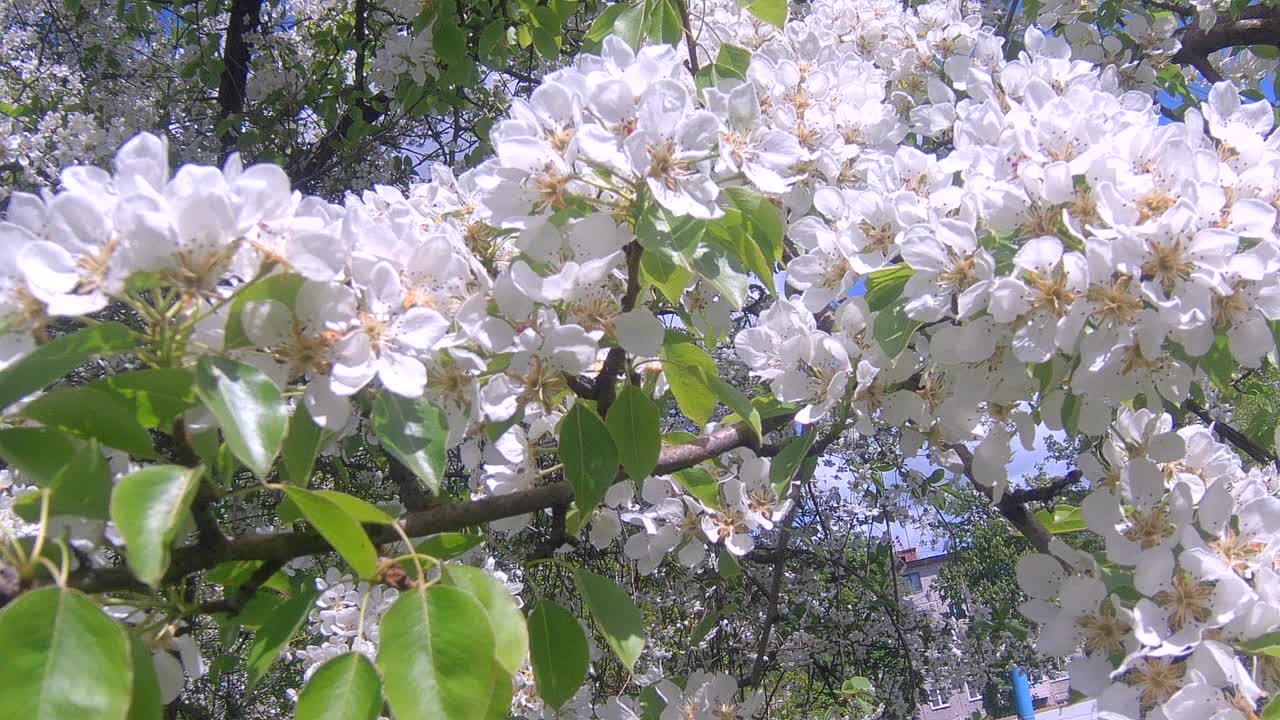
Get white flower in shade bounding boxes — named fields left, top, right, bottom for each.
left=613, top=309, right=665, bottom=357
left=701, top=485, right=755, bottom=557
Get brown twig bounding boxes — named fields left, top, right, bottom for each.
left=67, top=414, right=792, bottom=595
left=947, top=444, right=1054, bottom=555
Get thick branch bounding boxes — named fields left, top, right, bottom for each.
left=1004, top=469, right=1082, bottom=504
left=216, top=0, right=264, bottom=158
left=675, top=0, right=700, bottom=74
left=70, top=416, right=788, bottom=595
left=1169, top=7, right=1280, bottom=83
left=746, top=488, right=801, bottom=688
left=948, top=444, right=1054, bottom=555
left=1182, top=398, right=1279, bottom=466
left=285, top=92, right=389, bottom=191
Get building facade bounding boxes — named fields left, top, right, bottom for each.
left=898, top=548, right=1074, bottom=720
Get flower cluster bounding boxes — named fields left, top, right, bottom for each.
left=2, top=0, right=1279, bottom=715
left=1017, top=408, right=1280, bottom=718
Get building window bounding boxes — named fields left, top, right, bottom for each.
left=928, top=687, right=950, bottom=709
left=905, top=572, right=923, bottom=593
left=965, top=682, right=982, bottom=702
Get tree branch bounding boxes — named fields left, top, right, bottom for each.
left=1004, top=469, right=1082, bottom=504
left=215, top=0, right=264, bottom=159
left=746, top=487, right=801, bottom=688
left=947, top=444, right=1054, bottom=555
left=1182, top=398, right=1279, bottom=467
left=1169, top=7, right=1280, bottom=83
left=675, top=0, right=700, bottom=74
left=69, top=415, right=791, bottom=595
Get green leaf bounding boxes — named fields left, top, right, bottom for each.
left=1034, top=505, right=1087, bottom=534
left=246, top=588, right=318, bottom=692
left=433, top=1, right=468, bottom=75
left=528, top=600, right=589, bottom=710
left=443, top=565, right=530, bottom=675
left=715, top=44, right=752, bottom=77
left=872, top=302, right=920, bottom=359
left=282, top=488, right=379, bottom=579
left=126, top=633, right=162, bottom=720
left=769, top=428, right=814, bottom=497
left=1264, top=696, right=1280, bottom=720
left=613, top=2, right=647, bottom=48
left=0, top=586, right=133, bottom=720
left=718, top=548, right=741, bottom=581
left=21, top=385, right=157, bottom=457
left=640, top=248, right=694, bottom=304
left=378, top=587, right=499, bottom=720
left=295, top=653, right=382, bottom=720
left=531, top=25, right=560, bottom=58
left=673, top=464, right=720, bottom=510
left=690, top=603, right=734, bottom=645
left=863, top=265, right=914, bottom=312
left=585, top=2, right=630, bottom=48
left=1198, top=332, right=1236, bottom=393
left=0, top=428, right=112, bottom=519
left=194, top=355, right=288, bottom=478
left=605, top=384, right=661, bottom=481
left=415, top=532, right=485, bottom=561
left=313, top=490, right=395, bottom=524
left=0, top=322, right=136, bottom=411
left=1061, top=392, right=1081, bottom=437
left=110, top=465, right=202, bottom=587
left=88, top=369, right=198, bottom=429
left=841, top=676, right=874, bottom=696
left=224, top=274, right=303, bottom=349
left=560, top=403, right=620, bottom=515
left=723, top=187, right=783, bottom=262
left=371, top=393, right=449, bottom=495
left=708, top=376, right=762, bottom=442
left=739, top=0, right=786, bottom=28
left=574, top=570, right=646, bottom=669
left=661, top=333, right=719, bottom=425
left=647, top=0, right=683, bottom=44
left=283, top=405, right=331, bottom=486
